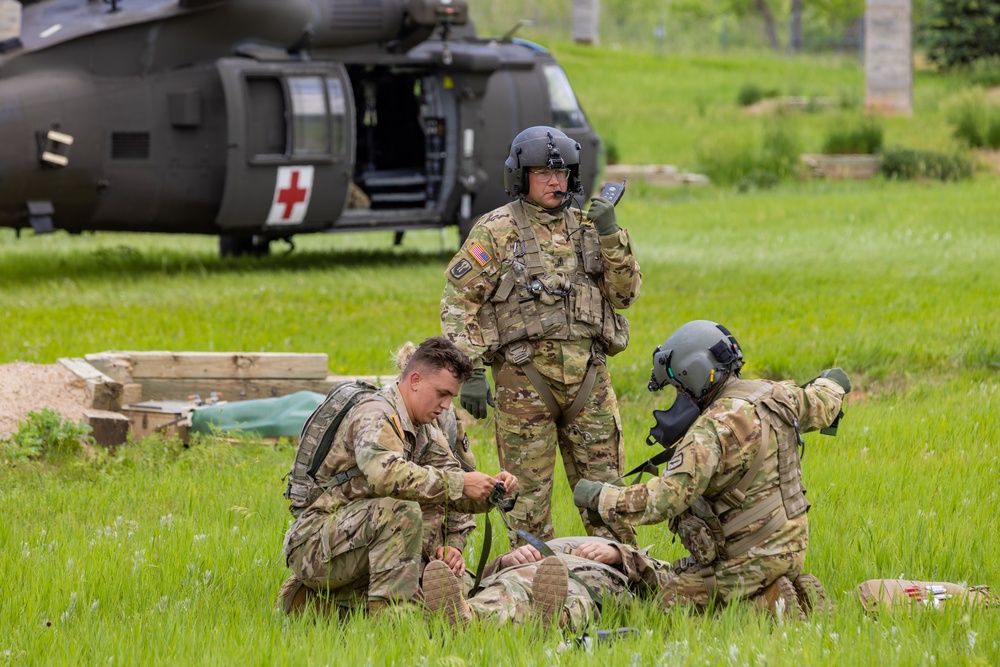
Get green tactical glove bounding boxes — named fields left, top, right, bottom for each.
left=586, top=197, right=620, bottom=236
left=820, top=367, right=852, bottom=394
left=460, top=368, right=493, bottom=419
left=573, top=479, right=605, bottom=511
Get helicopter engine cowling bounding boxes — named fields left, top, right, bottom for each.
left=307, top=0, right=467, bottom=49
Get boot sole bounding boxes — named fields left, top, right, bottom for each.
left=423, top=561, right=471, bottom=627
left=532, top=556, right=569, bottom=629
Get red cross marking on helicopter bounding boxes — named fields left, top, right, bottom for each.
left=267, top=166, right=314, bottom=225
left=276, top=171, right=307, bottom=219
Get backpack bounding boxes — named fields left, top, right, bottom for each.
left=283, top=380, right=378, bottom=517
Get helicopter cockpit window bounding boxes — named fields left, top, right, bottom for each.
left=288, top=76, right=329, bottom=156
left=542, top=64, right=586, bottom=130
left=325, top=78, right=346, bottom=154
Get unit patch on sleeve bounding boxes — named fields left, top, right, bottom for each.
left=450, top=258, right=473, bottom=279
left=469, top=242, right=492, bottom=266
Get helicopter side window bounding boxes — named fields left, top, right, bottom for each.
left=325, top=78, right=346, bottom=155
left=288, top=76, right=329, bottom=156
left=542, top=64, right=586, bottom=130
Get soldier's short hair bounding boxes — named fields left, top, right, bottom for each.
left=403, top=336, right=473, bottom=383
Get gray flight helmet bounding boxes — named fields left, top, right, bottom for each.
left=648, top=320, right=745, bottom=399
left=503, top=126, right=583, bottom=198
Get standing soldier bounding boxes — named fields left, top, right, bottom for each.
left=574, top=320, right=850, bottom=612
left=441, top=126, right=641, bottom=547
left=278, top=337, right=517, bottom=617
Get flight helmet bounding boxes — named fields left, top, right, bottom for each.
left=503, top=126, right=583, bottom=201
left=648, top=320, right=745, bottom=401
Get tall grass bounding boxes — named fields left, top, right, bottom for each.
left=3, top=50, right=1000, bottom=665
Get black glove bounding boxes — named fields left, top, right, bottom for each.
left=573, top=479, right=604, bottom=511
left=586, top=197, right=620, bottom=236
left=459, top=368, right=492, bottom=419
left=820, top=368, right=852, bottom=394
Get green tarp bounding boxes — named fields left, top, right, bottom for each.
left=190, top=390, right=325, bottom=438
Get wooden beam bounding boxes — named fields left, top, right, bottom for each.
left=58, top=357, right=124, bottom=411
left=84, top=409, right=130, bottom=448
left=85, top=351, right=329, bottom=380
left=138, top=375, right=386, bottom=402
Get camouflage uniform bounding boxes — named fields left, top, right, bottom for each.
left=419, top=409, right=477, bottom=567
left=441, top=198, right=641, bottom=547
left=469, top=536, right=669, bottom=631
left=591, top=377, right=845, bottom=609
left=282, top=383, right=485, bottom=609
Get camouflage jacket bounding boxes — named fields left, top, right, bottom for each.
left=441, top=198, right=641, bottom=386
left=419, top=410, right=477, bottom=555
left=286, top=384, right=486, bottom=555
left=479, top=536, right=670, bottom=597
left=595, top=377, right=846, bottom=557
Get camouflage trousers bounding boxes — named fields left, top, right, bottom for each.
left=493, top=360, right=636, bottom=548
left=469, top=554, right=630, bottom=632
left=659, top=549, right=806, bottom=609
left=286, top=497, right=424, bottom=606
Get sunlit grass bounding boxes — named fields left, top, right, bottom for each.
left=3, top=48, right=1000, bottom=665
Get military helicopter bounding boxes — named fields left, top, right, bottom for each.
left=0, top=0, right=603, bottom=256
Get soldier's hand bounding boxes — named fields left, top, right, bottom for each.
left=820, top=367, right=852, bottom=394
left=495, top=470, right=519, bottom=495
left=586, top=197, right=620, bottom=236
left=573, top=479, right=604, bottom=511
left=574, top=541, right=622, bottom=566
left=435, top=546, right=466, bottom=576
left=460, top=368, right=492, bottom=419
left=463, top=471, right=498, bottom=501
left=500, top=544, right=543, bottom=568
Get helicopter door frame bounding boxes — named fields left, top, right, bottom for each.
left=214, top=58, right=355, bottom=232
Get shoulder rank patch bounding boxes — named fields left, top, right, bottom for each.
left=469, top=242, right=492, bottom=267
left=389, top=413, right=405, bottom=440
left=450, top=258, right=473, bottom=280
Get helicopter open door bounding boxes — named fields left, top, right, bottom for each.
left=215, top=58, right=355, bottom=234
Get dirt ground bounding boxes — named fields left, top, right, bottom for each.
left=0, top=362, right=90, bottom=439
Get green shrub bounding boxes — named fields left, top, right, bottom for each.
left=697, top=123, right=800, bottom=190
left=737, top=83, right=779, bottom=107
left=968, top=56, right=1000, bottom=88
left=943, top=87, right=1000, bottom=148
left=604, top=139, right=620, bottom=165
left=879, top=146, right=973, bottom=181
left=1, top=408, right=93, bottom=461
left=822, top=118, right=884, bottom=154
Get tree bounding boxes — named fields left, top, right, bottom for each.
left=922, top=0, right=1000, bottom=68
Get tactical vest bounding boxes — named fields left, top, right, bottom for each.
left=671, top=379, right=808, bottom=565
left=477, top=200, right=629, bottom=360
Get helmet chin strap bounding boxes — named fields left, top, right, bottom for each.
left=696, top=371, right=732, bottom=409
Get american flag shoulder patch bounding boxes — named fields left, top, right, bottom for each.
left=469, top=242, right=492, bottom=266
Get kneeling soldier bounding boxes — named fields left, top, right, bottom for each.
left=279, top=337, right=517, bottom=616
left=573, top=320, right=848, bottom=613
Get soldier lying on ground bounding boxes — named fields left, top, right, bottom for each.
left=277, top=337, right=517, bottom=617
left=423, top=535, right=829, bottom=631
left=423, top=536, right=666, bottom=631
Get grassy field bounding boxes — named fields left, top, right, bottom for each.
left=3, top=48, right=1000, bottom=665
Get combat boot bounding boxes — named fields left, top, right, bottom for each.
left=275, top=575, right=335, bottom=618
left=792, top=573, right=834, bottom=616
left=532, top=556, right=569, bottom=629
left=752, top=575, right=807, bottom=621
left=422, top=560, right=472, bottom=627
